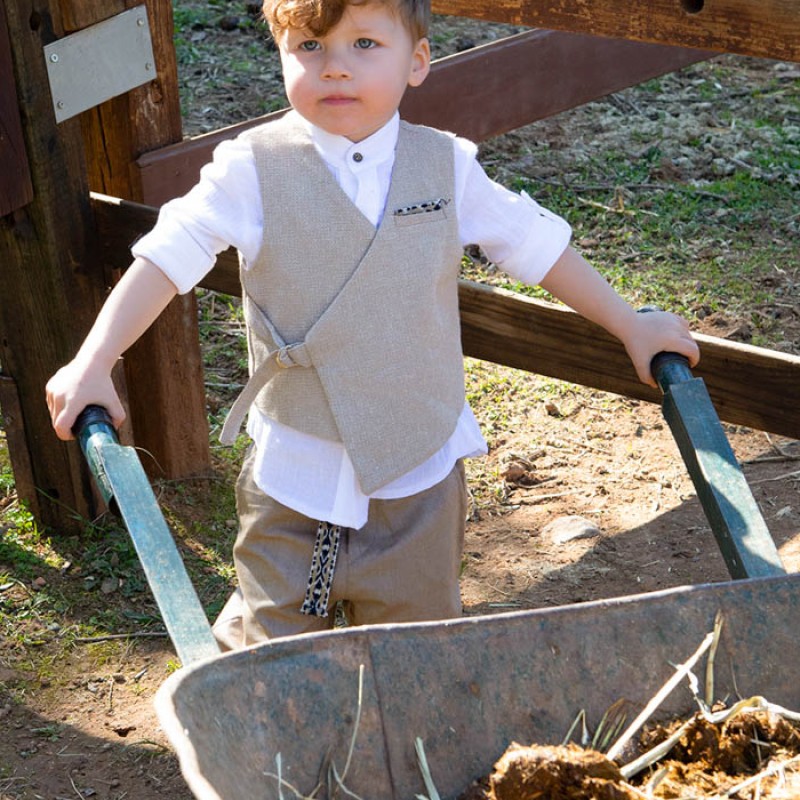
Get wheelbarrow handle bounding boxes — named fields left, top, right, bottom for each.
left=638, top=307, right=785, bottom=580
left=650, top=351, right=693, bottom=393
left=72, top=402, right=220, bottom=664
left=73, top=404, right=118, bottom=507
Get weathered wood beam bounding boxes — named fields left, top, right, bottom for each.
left=73, top=0, right=211, bottom=480
left=0, top=375, right=37, bottom=515
left=401, top=31, right=710, bottom=143
left=457, top=283, right=800, bottom=441
left=137, top=31, right=709, bottom=205
left=431, top=0, right=800, bottom=62
left=0, top=10, right=33, bottom=216
left=92, top=193, right=800, bottom=441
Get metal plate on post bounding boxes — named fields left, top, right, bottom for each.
left=44, top=6, right=156, bottom=123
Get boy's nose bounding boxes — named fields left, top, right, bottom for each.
left=320, top=52, right=351, bottom=80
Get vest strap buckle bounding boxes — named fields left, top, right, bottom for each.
left=275, top=344, right=302, bottom=369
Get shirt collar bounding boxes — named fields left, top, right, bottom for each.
left=304, top=113, right=399, bottom=172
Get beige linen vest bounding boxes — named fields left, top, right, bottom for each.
left=221, top=111, right=466, bottom=495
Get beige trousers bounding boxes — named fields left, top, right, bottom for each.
left=212, top=449, right=468, bottom=649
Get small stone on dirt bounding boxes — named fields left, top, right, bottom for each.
left=111, top=725, right=137, bottom=738
left=218, top=15, right=242, bottom=30
left=542, top=515, right=601, bottom=544
left=545, top=402, right=561, bottom=417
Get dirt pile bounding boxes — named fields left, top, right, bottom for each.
left=460, top=709, right=800, bottom=800
left=462, top=743, right=638, bottom=800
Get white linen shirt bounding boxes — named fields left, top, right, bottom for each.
left=133, top=113, right=571, bottom=529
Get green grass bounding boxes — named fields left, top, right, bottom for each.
left=500, top=118, right=798, bottom=340
left=0, top=419, right=237, bottom=689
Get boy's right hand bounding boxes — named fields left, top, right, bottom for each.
left=46, top=361, right=126, bottom=441
left=44, top=257, right=179, bottom=440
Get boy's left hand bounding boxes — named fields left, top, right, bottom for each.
left=622, top=309, right=699, bottom=388
left=538, top=247, right=699, bottom=389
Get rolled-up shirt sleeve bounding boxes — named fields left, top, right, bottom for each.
left=455, top=137, right=572, bottom=287
left=132, top=137, right=263, bottom=295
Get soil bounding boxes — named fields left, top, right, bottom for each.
left=1, top=10, right=799, bottom=800
left=459, top=709, right=800, bottom=799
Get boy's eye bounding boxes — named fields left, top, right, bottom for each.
left=354, top=38, right=376, bottom=49
left=299, top=40, right=320, bottom=52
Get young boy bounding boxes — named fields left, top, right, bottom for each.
left=47, top=0, right=699, bottom=648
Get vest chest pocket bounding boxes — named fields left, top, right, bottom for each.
left=391, top=198, right=451, bottom=228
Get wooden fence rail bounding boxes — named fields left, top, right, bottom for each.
left=137, top=30, right=709, bottom=205
left=92, top=193, right=800, bottom=442
left=430, top=0, right=800, bottom=62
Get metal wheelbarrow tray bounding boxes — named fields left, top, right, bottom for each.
left=73, top=346, right=799, bottom=800
left=155, top=574, right=800, bottom=800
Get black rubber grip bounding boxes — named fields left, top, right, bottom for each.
left=72, top=404, right=114, bottom=438
left=650, top=351, right=693, bottom=392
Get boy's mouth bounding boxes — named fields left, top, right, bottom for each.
left=321, top=94, right=357, bottom=105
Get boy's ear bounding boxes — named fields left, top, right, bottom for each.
left=407, top=37, right=431, bottom=87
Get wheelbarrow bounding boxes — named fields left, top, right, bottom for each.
left=73, top=354, right=799, bottom=800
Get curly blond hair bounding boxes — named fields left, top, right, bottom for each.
left=263, top=0, right=430, bottom=41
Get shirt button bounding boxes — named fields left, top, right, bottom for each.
left=352, top=152, right=363, bottom=163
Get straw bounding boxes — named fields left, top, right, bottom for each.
left=415, top=738, right=442, bottom=800
left=606, top=630, right=716, bottom=762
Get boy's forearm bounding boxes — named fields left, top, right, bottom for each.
left=538, top=246, right=638, bottom=340
left=539, top=245, right=699, bottom=386
left=74, top=257, right=179, bottom=370
left=47, top=257, right=179, bottom=439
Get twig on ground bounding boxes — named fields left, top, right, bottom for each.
left=577, top=196, right=658, bottom=217
left=516, top=489, right=575, bottom=504
left=621, top=696, right=800, bottom=781
left=750, top=469, right=800, bottom=485
left=764, top=433, right=800, bottom=460
left=721, top=752, right=800, bottom=798
left=69, top=773, right=87, bottom=800
left=534, top=176, right=729, bottom=202
left=75, top=632, right=167, bottom=644
left=745, top=455, right=800, bottom=464
left=620, top=712, right=699, bottom=780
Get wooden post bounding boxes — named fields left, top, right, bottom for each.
left=0, top=10, right=33, bottom=216
left=0, top=0, right=107, bottom=528
left=67, top=0, right=211, bottom=479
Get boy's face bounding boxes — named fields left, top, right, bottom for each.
left=276, top=2, right=430, bottom=142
